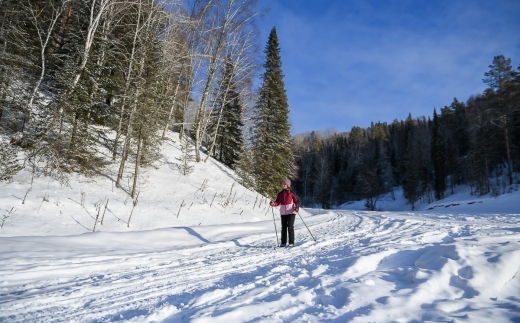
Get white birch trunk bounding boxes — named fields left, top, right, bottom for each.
left=112, top=0, right=143, bottom=160
left=26, top=1, right=67, bottom=131
left=70, top=0, right=112, bottom=90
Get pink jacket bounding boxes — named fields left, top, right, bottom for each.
left=272, top=190, right=299, bottom=215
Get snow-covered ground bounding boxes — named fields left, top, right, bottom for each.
left=1, top=133, right=519, bottom=322
left=341, top=184, right=520, bottom=215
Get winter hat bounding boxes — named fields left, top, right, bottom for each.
left=282, top=179, right=291, bottom=187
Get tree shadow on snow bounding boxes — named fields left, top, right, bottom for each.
left=69, top=214, right=91, bottom=232
left=230, top=239, right=264, bottom=249
left=107, top=207, right=125, bottom=223
left=501, top=227, right=520, bottom=233
left=178, top=227, right=210, bottom=243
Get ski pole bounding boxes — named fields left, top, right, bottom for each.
left=271, top=207, right=280, bottom=246
left=297, top=211, right=316, bottom=242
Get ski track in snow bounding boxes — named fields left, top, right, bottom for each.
left=1, top=211, right=520, bottom=323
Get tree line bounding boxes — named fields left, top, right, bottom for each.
left=291, top=55, right=520, bottom=210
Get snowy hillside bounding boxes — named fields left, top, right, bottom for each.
left=0, top=133, right=271, bottom=237
left=1, top=133, right=520, bottom=322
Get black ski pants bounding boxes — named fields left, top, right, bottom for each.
left=280, top=214, right=296, bottom=245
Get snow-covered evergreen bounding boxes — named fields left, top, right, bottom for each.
left=252, top=27, right=296, bottom=198
left=176, top=135, right=196, bottom=176
left=208, top=59, right=244, bottom=168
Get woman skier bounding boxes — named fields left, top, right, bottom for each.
left=270, top=179, right=300, bottom=247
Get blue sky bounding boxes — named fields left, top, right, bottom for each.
left=254, top=0, right=520, bottom=135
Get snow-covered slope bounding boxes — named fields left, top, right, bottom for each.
left=0, top=134, right=270, bottom=237
left=1, top=133, right=519, bottom=322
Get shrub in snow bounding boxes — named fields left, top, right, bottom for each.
left=176, top=136, right=195, bottom=176
left=0, top=141, right=23, bottom=182
left=235, top=143, right=256, bottom=190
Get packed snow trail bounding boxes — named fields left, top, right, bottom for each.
left=1, top=211, right=520, bottom=322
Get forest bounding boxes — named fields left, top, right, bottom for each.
left=292, top=55, right=520, bottom=209
left=0, top=0, right=276, bottom=197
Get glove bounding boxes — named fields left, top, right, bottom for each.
left=295, top=207, right=299, bottom=213
left=270, top=201, right=276, bottom=206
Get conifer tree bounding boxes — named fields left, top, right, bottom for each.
left=209, top=60, right=244, bottom=168
left=176, top=135, right=195, bottom=176
left=235, top=142, right=256, bottom=189
left=440, top=98, right=469, bottom=192
left=483, top=55, right=514, bottom=91
left=402, top=114, right=421, bottom=209
left=483, top=55, right=515, bottom=185
left=251, top=27, right=296, bottom=198
left=431, top=108, right=446, bottom=200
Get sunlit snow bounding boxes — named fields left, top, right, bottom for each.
left=1, top=133, right=519, bottom=323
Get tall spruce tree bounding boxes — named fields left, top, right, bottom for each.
left=440, top=98, right=469, bottom=192
left=251, top=27, right=295, bottom=198
left=431, top=108, right=446, bottom=200
left=402, top=114, right=421, bottom=210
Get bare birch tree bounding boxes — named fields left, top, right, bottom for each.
left=190, top=0, right=259, bottom=162
left=112, top=0, right=145, bottom=161
left=160, top=8, right=189, bottom=140
left=25, top=0, right=69, bottom=133
left=203, top=27, right=258, bottom=162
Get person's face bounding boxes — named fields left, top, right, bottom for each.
left=282, top=184, right=288, bottom=189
